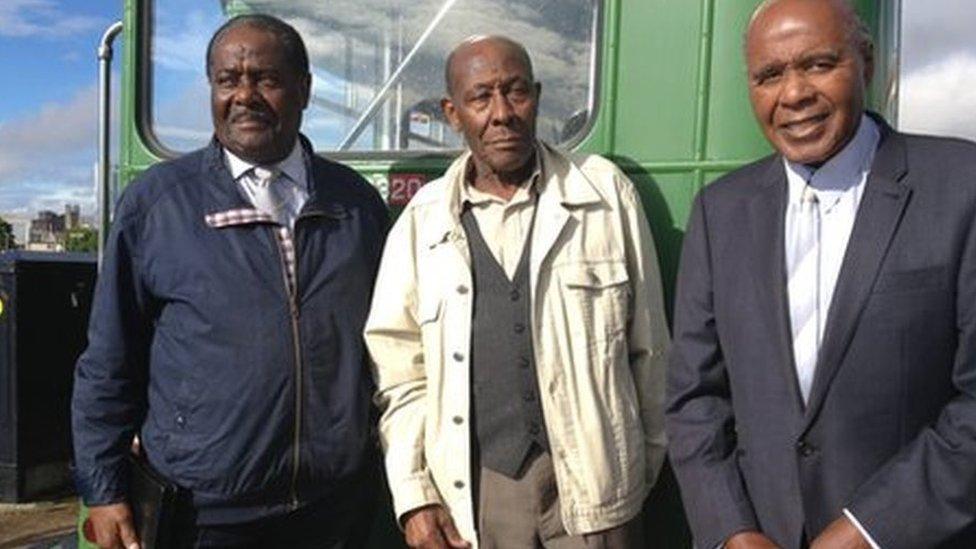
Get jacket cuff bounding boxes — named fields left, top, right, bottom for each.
left=72, top=464, right=128, bottom=506
left=391, top=470, right=445, bottom=527
left=843, top=508, right=882, bottom=549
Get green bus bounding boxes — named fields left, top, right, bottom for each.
left=80, top=0, right=901, bottom=546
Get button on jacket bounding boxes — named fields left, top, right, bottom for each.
left=72, top=136, right=388, bottom=524
left=365, top=142, right=669, bottom=544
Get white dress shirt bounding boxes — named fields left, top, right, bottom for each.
left=224, top=141, right=309, bottom=230
left=783, top=114, right=882, bottom=549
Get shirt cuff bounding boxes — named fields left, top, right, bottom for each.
left=843, top=508, right=881, bottom=549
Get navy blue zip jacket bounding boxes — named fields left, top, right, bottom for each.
left=71, top=136, right=388, bottom=524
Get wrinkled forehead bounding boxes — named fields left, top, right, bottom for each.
left=746, top=1, right=853, bottom=62
left=211, top=25, right=286, bottom=67
left=449, top=39, right=533, bottom=89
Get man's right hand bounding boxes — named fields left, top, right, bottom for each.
left=402, top=505, right=471, bottom=549
left=725, top=531, right=781, bottom=549
left=87, top=502, right=140, bottom=549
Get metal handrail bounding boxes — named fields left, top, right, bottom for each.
left=337, top=0, right=459, bottom=150
left=97, top=20, right=124, bottom=268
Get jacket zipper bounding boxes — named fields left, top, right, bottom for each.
left=269, top=224, right=304, bottom=511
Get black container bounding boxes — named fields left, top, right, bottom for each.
left=0, top=251, right=96, bottom=502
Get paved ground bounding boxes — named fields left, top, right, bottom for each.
left=0, top=498, right=78, bottom=548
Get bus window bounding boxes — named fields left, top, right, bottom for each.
left=148, top=0, right=600, bottom=155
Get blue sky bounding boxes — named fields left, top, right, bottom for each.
left=0, top=1, right=114, bottom=119
left=0, top=0, right=974, bottom=238
left=0, top=0, right=118, bottom=230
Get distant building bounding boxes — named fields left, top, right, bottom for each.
left=26, top=204, right=87, bottom=252
left=65, top=204, right=81, bottom=230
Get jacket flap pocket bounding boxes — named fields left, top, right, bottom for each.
left=562, top=261, right=630, bottom=289
left=873, top=265, right=946, bottom=294
left=417, top=296, right=443, bottom=325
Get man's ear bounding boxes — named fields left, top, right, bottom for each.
left=861, top=43, right=875, bottom=88
left=301, top=72, right=312, bottom=110
left=441, top=96, right=461, bottom=131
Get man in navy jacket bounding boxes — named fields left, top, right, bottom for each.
left=72, top=14, right=387, bottom=548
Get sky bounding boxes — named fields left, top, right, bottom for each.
left=0, top=0, right=973, bottom=239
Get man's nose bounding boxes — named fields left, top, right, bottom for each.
left=780, top=69, right=816, bottom=108
left=489, top=92, right=515, bottom=124
left=231, top=77, right=261, bottom=105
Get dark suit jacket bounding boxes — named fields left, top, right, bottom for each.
left=665, top=117, right=976, bottom=549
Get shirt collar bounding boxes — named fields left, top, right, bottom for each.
left=223, top=140, right=307, bottom=190
left=784, top=114, right=881, bottom=206
left=459, top=146, right=543, bottom=208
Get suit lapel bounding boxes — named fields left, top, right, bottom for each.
left=751, top=159, right=807, bottom=413
left=801, top=127, right=911, bottom=432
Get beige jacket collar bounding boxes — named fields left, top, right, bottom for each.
left=420, top=141, right=607, bottom=250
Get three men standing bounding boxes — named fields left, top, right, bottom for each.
left=666, top=1, right=976, bottom=548
left=365, top=36, right=669, bottom=548
left=72, top=15, right=387, bottom=549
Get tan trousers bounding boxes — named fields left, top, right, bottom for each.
left=476, top=451, right=645, bottom=549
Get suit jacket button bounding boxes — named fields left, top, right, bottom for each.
left=797, top=441, right=816, bottom=457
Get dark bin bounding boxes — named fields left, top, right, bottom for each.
left=0, top=251, right=97, bottom=502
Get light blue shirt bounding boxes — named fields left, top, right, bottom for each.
left=224, top=140, right=309, bottom=230
left=784, top=114, right=881, bottom=343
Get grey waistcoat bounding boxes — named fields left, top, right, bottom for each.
left=460, top=203, right=549, bottom=479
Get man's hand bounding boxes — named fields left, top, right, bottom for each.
left=402, top=505, right=471, bottom=549
left=87, top=502, right=140, bottom=549
left=811, top=516, right=871, bottom=549
left=725, top=531, right=781, bottom=549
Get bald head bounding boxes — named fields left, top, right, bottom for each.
left=746, top=0, right=873, bottom=62
left=444, top=35, right=534, bottom=97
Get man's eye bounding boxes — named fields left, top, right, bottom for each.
left=809, top=61, right=836, bottom=73
left=753, top=71, right=780, bottom=86
left=215, top=75, right=237, bottom=88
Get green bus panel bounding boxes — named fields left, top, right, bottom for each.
left=607, top=0, right=704, bottom=161
left=705, top=1, right=770, bottom=162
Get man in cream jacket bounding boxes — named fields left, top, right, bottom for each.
left=365, top=35, right=669, bottom=549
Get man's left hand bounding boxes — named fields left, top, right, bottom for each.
left=810, top=516, right=870, bottom=549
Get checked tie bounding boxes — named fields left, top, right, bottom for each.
left=787, top=184, right=821, bottom=405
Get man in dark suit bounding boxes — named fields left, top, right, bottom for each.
left=665, top=1, right=976, bottom=548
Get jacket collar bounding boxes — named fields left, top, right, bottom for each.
left=420, top=141, right=605, bottom=249
left=202, top=134, right=348, bottom=222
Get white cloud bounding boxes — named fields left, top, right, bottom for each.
left=0, top=83, right=118, bottom=215
left=899, top=54, right=976, bottom=141
left=153, top=8, right=222, bottom=73
left=0, top=0, right=102, bottom=39
left=0, top=85, right=98, bottom=181
left=901, top=0, right=976, bottom=73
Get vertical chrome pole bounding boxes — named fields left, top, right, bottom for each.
left=97, top=21, right=124, bottom=269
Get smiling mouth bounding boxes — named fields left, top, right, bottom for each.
left=779, top=113, right=829, bottom=137
left=230, top=111, right=273, bottom=128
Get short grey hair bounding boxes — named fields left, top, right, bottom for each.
left=444, top=35, right=535, bottom=96
left=745, top=0, right=874, bottom=60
